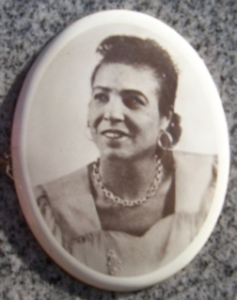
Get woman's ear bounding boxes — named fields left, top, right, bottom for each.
left=160, top=110, right=172, bottom=131
left=85, top=120, right=93, bottom=141
left=158, top=111, right=174, bottom=150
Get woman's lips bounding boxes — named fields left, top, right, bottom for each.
left=101, top=129, right=128, bottom=139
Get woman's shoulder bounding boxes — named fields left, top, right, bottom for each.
left=35, top=164, right=93, bottom=201
left=173, top=150, right=217, bottom=166
left=43, top=166, right=89, bottom=192
left=172, top=150, right=217, bottom=214
left=172, top=150, right=217, bottom=185
left=34, top=163, right=101, bottom=239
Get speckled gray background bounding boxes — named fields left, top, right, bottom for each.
left=0, top=1, right=236, bottom=299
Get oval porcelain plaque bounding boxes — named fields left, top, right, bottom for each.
left=11, top=10, right=229, bottom=291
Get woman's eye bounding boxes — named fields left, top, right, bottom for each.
left=123, top=96, right=144, bottom=109
left=94, top=93, right=109, bottom=103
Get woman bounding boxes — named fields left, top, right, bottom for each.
left=36, top=36, right=216, bottom=276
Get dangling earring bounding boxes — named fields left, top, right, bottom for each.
left=158, top=129, right=173, bottom=150
left=85, top=121, right=93, bottom=141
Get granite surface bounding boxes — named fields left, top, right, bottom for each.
left=0, top=0, right=237, bottom=299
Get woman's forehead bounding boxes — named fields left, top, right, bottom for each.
left=92, top=62, right=160, bottom=93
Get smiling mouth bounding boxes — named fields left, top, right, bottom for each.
left=101, top=130, right=128, bottom=139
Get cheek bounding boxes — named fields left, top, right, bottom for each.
left=137, top=117, right=159, bottom=143
left=141, top=112, right=160, bottom=140
left=140, top=109, right=160, bottom=129
left=88, top=103, right=99, bottom=128
left=88, top=113, right=94, bottom=130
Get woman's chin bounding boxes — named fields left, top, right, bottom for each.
left=100, top=148, right=132, bottom=162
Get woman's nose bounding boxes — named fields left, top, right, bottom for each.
left=103, top=95, right=124, bottom=122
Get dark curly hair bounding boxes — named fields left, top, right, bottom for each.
left=91, top=35, right=182, bottom=145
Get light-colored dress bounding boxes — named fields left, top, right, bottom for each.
left=35, top=151, right=216, bottom=276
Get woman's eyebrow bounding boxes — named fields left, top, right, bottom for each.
left=121, top=90, right=148, bottom=104
left=93, top=86, right=111, bottom=92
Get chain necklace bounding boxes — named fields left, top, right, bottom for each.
left=92, top=156, right=163, bottom=207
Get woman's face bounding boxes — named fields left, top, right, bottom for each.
left=88, top=63, right=169, bottom=161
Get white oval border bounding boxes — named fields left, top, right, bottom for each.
left=11, top=10, right=230, bottom=291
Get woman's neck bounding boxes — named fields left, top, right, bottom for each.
left=99, top=154, right=158, bottom=201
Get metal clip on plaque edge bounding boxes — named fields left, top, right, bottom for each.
left=0, top=152, right=14, bottom=180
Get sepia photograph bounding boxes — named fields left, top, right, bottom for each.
left=26, top=24, right=218, bottom=277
